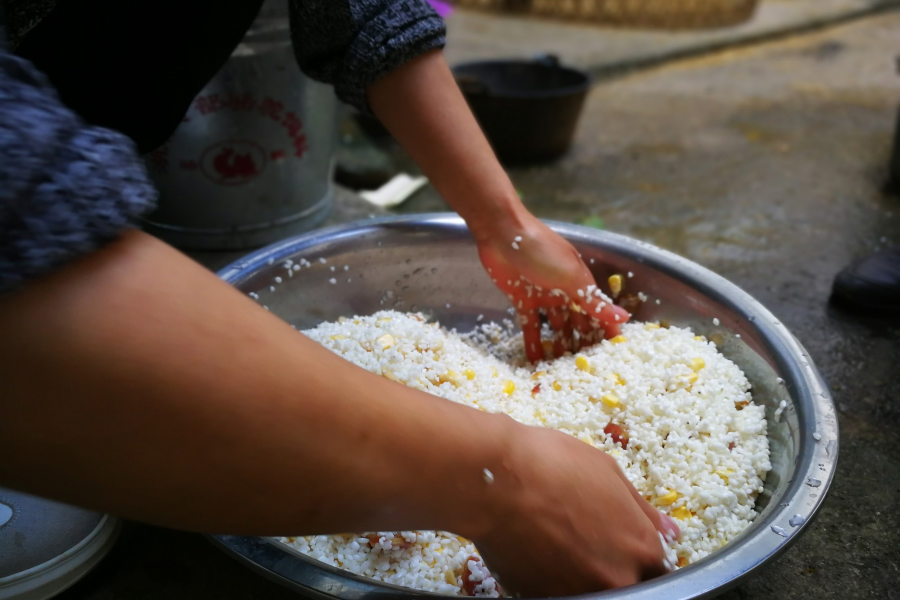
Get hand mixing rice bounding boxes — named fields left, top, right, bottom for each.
left=279, top=311, right=771, bottom=597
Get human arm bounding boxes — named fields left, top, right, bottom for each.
left=286, top=0, right=627, bottom=362
left=0, top=230, right=675, bottom=595
left=366, top=50, right=629, bottom=361
left=0, top=5, right=674, bottom=593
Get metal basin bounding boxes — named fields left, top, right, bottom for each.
left=212, top=214, right=838, bottom=600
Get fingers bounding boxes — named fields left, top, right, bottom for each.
left=620, top=485, right=679, bottom=581
left=612, top=468, right=681, bottom=544
left=583, top=299, right=629, bottom=339
left=641, top=549, right=674, bottom=582
left=520, top=308, right=543, bottom=362
left=640, top=513, right=679, bottom=581
left=658, top=514, right=681, bottom=543
left=570, top=309, right=597, bottom=350
left=547, top=306, right=572, bottom=357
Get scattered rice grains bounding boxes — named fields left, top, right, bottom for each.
left=280, top=311, right=771, bottom=597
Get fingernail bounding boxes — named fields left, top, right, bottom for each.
left=660, top=514, right=681, bottom=542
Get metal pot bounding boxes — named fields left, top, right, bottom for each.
left=143, top=0, right=337, bottom=250
left=454, top=56, right=591, bottom=165
left=210, top=215, right=838, bottom=600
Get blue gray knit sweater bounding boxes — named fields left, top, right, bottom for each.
left=0, top=0, right=445, bottom=293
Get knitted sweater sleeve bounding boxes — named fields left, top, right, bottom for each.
left=0, top=11, right=157, bottom=293
left=288, top=0, right=446, bottom=111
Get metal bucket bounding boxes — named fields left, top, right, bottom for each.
left=143, top=1, right=337, bottom=250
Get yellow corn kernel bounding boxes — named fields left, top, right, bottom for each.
left=329, top=334, right=347, bottom=340
left=491, top=366, right=498, bottom=378
left=715, top=468, right=732, bottom=483
left=502, top=380, right=516, bottom=395
left=463, top=369, right=476, bottom=380
left=645, top=323, right=661, bottom=330
left=575, top=355, right=591, bottom=372
left=604, top=372, right=625, bottom=385
left=552, top=381, right=562, bottom=391
left=672, top=506, right=693, bottom=520
left=578, top=433, right=594, bottom=446
left=659, top=490, right=679, bottom=505
left=601, top=393, right=621, bottom=408
left=687, top=371, right=699, bottom=385
left=608, top=274, right=623, bottom=296
left=382, top=369, right=401, bottom=383
left=610, top=335, right=627, bottom=344
left=376, top=333, right=394, bottom=349
left=445, top=571, right=456, bottom=585
left=694, top=335, right=707, bottom=342
left=437, top=371, right=460, bottom=387
left=531, top=371, right=547, bottom=380
left=690, top=358, right=706, bottom=372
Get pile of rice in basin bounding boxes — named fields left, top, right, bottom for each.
left=280, top=311, right=771, bottom=597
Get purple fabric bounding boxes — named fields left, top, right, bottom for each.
left=426, top=0, right=453, bottom=18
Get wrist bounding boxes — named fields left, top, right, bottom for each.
left=466, top=192, right=531, bottom=245
left=443, top=413, right=523, bottom=543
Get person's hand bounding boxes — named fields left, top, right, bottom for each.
left=365, top=51, right=627, bottom=361
left=477, top=211, right=630, bottom=362
left=472, top=425, right=679, bottom=596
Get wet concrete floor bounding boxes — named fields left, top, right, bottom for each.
left=59, top=11, right=899, bottom=600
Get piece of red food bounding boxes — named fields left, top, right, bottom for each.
left=531, top=384, right=541, bottom=396
left=460, top=555, right=502, bottom=597
left=604, top=423, right=629, bottom=449
left=365, top=533, right=414, bottom=550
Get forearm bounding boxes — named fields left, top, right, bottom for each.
left=0, top=230, right=509, bottom=537
left=367, top=50, right=527, bottom=243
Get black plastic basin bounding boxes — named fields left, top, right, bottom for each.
left=453, top=56, right=591, bottom=165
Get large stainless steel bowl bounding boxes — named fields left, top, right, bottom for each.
left=211, top=214, right=838, bottom=600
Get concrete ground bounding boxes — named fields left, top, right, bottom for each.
left=57, top=10, right=899, bottom=600
left=444, top=0, right=900, bottom=78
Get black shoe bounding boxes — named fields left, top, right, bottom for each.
left=831, top=247, right=900, bottom=316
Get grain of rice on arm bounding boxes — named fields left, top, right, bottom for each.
left=280, top=311, right=771, bottom=597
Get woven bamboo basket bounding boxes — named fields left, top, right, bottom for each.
left=451, top=0, right=760, bottom=29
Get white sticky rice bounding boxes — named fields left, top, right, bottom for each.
left=279, top=311, right=771, bottom=596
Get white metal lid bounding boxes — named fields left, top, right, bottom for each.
left=0, top=488, right=118, bottom=600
